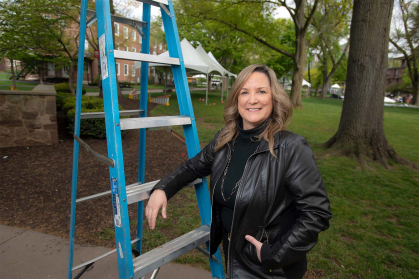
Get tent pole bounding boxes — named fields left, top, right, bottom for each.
left=221, top=76, right=224, bottom=102
left=206, top=73, right=209, bottom=105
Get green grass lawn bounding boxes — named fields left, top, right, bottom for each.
left=0, top=72, right=12, bottom=79
left=147, top=91, right=419, bottom=278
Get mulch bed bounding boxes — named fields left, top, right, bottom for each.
left=0, top=97, right=189, bottom=248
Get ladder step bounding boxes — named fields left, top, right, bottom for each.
left=76, top=178, right=202, bottom=203
left=137, top=0, right=168, bottom=7
left=120, top=116, right=191, bottom=130
left=126, top=178, right=202, bottom=204
left=133, top=225, right=210, bottom=278
left=81, top=109, right=144, bottom=119
left=114, top=50, right=180, bottom=65
left=72, top=238, right=140, bottom=271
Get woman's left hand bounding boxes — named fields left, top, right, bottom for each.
left=245, top=235, right=262, bottom=262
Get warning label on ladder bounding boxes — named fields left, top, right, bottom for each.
left=111, top=178, right=122, bottom=227
left=99, top=34, right=109, bottom=80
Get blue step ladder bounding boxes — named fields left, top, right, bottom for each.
left=67, top=0, right=225, bottom=278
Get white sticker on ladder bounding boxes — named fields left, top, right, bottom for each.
left=118, top=242, right=124, bottom=258
left=99, top=34, right=109, bottom=80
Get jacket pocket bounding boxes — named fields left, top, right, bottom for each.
left=247, top=228, right=268, bottom=264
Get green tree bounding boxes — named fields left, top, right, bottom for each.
left=326, top=0, right=412, bottom=168
left=174, top=0, right=323, bottom=108
left=0, top=0, right=98, bottom=95
left=390, top=0, right=419, bottom=105
left=310, top=0, right=351, bottom=98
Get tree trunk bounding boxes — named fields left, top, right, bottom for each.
left=69, top=59, right=76, bottom=96
left=289, top=3, right=308, bottom=109
left=320, top=74, right=332, bottom=99
left=326, top=0, right=411, bottom=168
left=10, top=58, right=17, bottom=89
left=411, top=74, right=419, bottom=105
left=39, top=63, right=44, bottom=85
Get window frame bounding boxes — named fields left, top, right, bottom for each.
left=116, top=63, right=120, bottom=76
left=124, top=64, right=129, bottom=76
left=123, top=26, right=128, bottom=39
left=132, top=65, right=136, bottom=77
left=114, top=23, right=119, bottom=36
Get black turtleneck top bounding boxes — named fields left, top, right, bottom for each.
left=213, top=120, right=266, bottom=232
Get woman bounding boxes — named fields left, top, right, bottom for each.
left=146, top=64, right=332, bottom=278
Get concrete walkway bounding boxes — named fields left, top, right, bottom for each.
left=0, top=225, right=212, bottom=279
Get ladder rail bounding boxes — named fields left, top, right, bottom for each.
left=95, top=1, right=135, bottom=278
left=68, top=1, right=88, bottom=278
left=161, top=2, right=226, bottom=278
left=136, top=2, right=151, bottom=256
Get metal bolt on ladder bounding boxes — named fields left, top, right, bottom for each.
left=67, top=1, right=225, bottom=278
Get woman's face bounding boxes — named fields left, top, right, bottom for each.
left=238, top=72, right=273, bottom=130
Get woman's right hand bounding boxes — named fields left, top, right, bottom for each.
left=145, top=189, right=168, bottom=229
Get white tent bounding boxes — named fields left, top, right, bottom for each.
left=208, top=51, right=237, bottom=78
left=302, top=79, right=311, bottom=87
left=153, top=38, right=208, bottom=74
left=331, top=83, right=340, bottom=88
left=150, top=38, right=237, bottom=105
left=195, top=45, right=233, bottom=103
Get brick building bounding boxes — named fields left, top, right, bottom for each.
left=386, top=56, right=407, bottom=86
left=0, top=16, right=168, bottom=85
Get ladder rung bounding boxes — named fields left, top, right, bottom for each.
left=126, top=178, right=202, bottom=204
left=137, top=0, right=168, bottom=7
left=114, top=50, right=180, bottom=65
left=76, top=178, right=202, bottom=203
left=120, top=116, right=191, bottom=130
left=133, top=225, right=210, bottom=278
left=80, top=109, right=144, bottom=119
left=72, top=238, right=140, bottom=271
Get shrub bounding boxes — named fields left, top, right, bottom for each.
left=63, top=96, right=126, bottom=139
left=54, top=82, right=86, bottom=95
left=56, top=92, right=72, bottom=111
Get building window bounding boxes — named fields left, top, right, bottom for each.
left=125, top=46, right=129, bottom=52
left=132, top=65, right=136, bottom=76
left=395, top=69, right=398, bottom=77
left=124, top=64, right=129, bottom=76
left=132, top=30, right=136, bottom=41
left=116, top=63, right=120, bottom=76
left=154, top=39, right=157, bottom=48
left=132, top=47, right=136, bottom=52
left=114, top=23, right=119, bottom=36
left=153, top=50, right=157, bottom=55
left=159, top=43, right=162, bottom=50
left=387, top=70, right=390, bottom=77
left=123, top=26, right=128, bottom=39
left=84, top=39, right=89, bottom=50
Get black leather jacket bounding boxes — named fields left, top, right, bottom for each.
left=153, top=130, right=332, bottom=278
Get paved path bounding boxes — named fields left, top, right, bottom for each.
left=0, top=225, right=212, bottom=279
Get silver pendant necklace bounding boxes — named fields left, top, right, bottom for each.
left=220, top=143, right=260, bottom=202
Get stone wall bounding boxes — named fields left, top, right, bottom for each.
left=0, top=85, right=58, bottom=148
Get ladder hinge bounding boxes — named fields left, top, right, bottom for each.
left=73, top=134, right=115, bottom=168
left=160, top=3, right=171, bottom=17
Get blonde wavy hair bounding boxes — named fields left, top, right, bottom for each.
left=214, top=64, right=293, bottom=157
